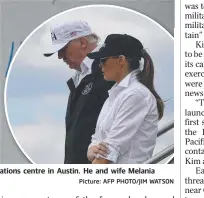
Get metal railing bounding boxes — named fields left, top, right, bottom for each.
left=157, top=121, right=174, bottom=137
left=167, top=156, right=174, bottom=164
left=144, top=144, right=174, bottom=164
left=145, top=121, right=174, bottom=164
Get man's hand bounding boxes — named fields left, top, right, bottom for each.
left=87, top=142, right=109, bottom=162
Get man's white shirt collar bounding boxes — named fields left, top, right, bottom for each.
left=80, top=45, right=101, bottom=74
left=72, top=45, right=101, bottom=87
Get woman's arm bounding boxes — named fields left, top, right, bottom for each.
left=101, top=93, right=151, bottom=163
left=92, top=158, right=110, bottom=164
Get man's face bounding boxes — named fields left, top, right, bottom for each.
left=58, top=38, right=85, bottom=70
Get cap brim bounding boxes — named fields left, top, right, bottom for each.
left=43, top=42, right=68, bottom=57
left=87, top=47, right=111, bottom=59
left=44, top=53, right=54, bottom=57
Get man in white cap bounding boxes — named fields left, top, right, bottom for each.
left=44, top=21, right=114, bottom=164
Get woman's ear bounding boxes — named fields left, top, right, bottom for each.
left=118, top=55, right=126, bottom=66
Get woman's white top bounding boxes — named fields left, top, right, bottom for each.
left=89, top=70, right=158, bottom=164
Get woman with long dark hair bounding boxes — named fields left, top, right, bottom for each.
left=87, top=34, right=164, bottom=164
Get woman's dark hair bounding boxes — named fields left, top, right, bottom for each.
left=127, top=49, right=164, bottom=120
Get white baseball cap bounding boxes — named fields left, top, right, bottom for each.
left=43, top=20, right=93, bottom=57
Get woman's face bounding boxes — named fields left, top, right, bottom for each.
left=100, top=56, right=123, bottom=82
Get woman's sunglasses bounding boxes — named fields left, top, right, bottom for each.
left=99, top=56, right=120, bottom=68
left=99, top=55, right=140, bottom=68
